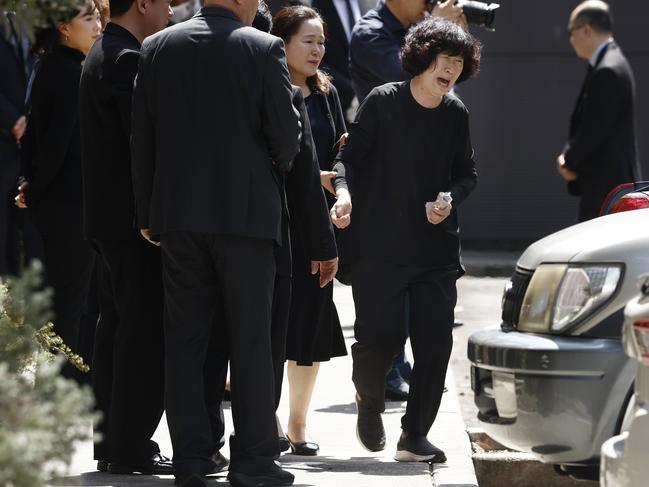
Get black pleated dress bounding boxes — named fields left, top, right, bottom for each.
left=284, top=85, right=348, bottom=365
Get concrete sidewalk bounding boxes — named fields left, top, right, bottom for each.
left=49, top=282, right=477, bottom=487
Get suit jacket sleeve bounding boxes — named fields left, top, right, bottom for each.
left=0, top=92, right=21, bottom=133
left=351, top=30, right=406, bottom=85
left=261, top=38, right=301, bottom=172
left=449, top=107, right=477, bottom=206
left=332, top=88, right=379, bottom=193
left=288, top=89, right=337, bottom=261
left=564, top=67, right=625, bottom=173
left=110, top=50, right=139, bottom=141
left=130, top=42, right=155, bottom=228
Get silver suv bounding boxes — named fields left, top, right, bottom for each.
left=468, top=208, right=649, bottom=477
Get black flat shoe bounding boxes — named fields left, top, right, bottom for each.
left=108, top=452, right=174, bottom=475
left=96, top=460, right=108, bottom=472
left=287, top=435, right=319, bottom=456
left=278, top=435, right=291, bottom=453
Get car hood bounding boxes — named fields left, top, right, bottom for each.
left=517, top=208, right=649, bottom=270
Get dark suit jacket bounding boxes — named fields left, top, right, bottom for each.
left=275, top=86, right=336, bottom=277
left=0, top=20, right=28, bottom=163
left=131, top=6, right=301, bottom=242
left=80, top=23, right=141, bottom=239
left=564, top=42, right=639, bottom=221
left=312, top=0, right=355, bottom=119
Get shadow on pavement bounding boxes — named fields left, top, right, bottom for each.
left=315, top=401, right=407, bottom=414
left=280, top=455, right=429, bottom=478
left=48, top=471, right=314, bottom=487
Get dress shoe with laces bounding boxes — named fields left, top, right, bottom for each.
left=227, top=462, right=294, bottom=487
left=355, top=396, right=385, bottom=452
left=107, top=452, right=174, bottom=475
left=287, top=435, right=319, bottom=456
left=394, top=434, right=446, bottom=463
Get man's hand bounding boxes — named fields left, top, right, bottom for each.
left=311, top=257, right=338, bottom=288
left=556, top=154, right=577, bottom=182
left=330, top=189, right=352, bottom=229
left=320, top=170, right=337, bottom=195
left=11, top=116, right=26, bottom=142
left=426, top=202, right=451, bottom=224
left=14, top=181, right=27, bottom=208
left=140, top=228, right=160, bottom=246
left=432, top=0, right=464, bottom=21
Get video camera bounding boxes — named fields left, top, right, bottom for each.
left=428, top=0, right=500, bottom=31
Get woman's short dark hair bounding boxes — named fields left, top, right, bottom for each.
left=271, top=5, right=332, bottom=95
left=401, top=17, right=481, bottom=83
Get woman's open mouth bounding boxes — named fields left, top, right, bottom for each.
left=436, top=77, right=451, bottom=89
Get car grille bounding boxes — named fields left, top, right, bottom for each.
left=501, top=268, right=533, bottom=331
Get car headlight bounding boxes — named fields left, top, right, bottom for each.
left=518, top=264, right=622, bottom=333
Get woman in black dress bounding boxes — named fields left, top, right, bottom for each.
left=15, top=0, right=101, bottom=380
left=271, top=6, right=348, bottom=455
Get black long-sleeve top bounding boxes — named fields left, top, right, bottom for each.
left=22, top=45, right=84, bottom=207
left=333, top=81, right=477, bottom=268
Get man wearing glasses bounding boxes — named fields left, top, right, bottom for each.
left=556, top=0, right=639, bottom=222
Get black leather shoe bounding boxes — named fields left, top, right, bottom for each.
left=385, top=375, right=409, bottom=401
left=394, top=435, right=446, bottom=463
left=210, top=451, right=229, bottom=473
left=278, top=436, right=291, bottom=453
left=355, top=396, right=385, bottom=452
left=108, top=452, right=174, bottom=475
left=174, top=474, right=208, bottom=486
left=287, top=435, right=319, bottom=456
left=96, top=460, right=108, bottom=472
left=227, top=462, right=294, bottom=487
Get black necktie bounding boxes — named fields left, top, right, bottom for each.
left=343, top=0, right=356, bottom=36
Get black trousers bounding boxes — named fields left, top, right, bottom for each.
left=92, top=234, right=165, bottom=462
left=271, top=275, right=291, bottom=410
left=351, top=257, right=457, bottom=436
left=0, top=158, right=20, bottom=275
left=32, top=202, right=96, bottom=381
left=160, top=232, right=278, bottom=477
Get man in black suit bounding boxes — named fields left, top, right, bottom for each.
left=131, top=0, right=301, bottom=485
left=312, top=0, right=361, bottom=122
left=557, top=0, right=639, bottom=221
left=79, top=0, right=174, bottom=475
left=0, top=12, right=28, bottom=276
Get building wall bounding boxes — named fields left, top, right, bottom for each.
left=457, top=0, right=649, bottom=241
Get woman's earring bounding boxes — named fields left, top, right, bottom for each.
left=65, top=34, right=69, bottom=41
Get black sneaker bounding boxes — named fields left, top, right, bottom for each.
left=355, top=396, right=385, bottom=452
left=394, top=435, right=446, bottom=463
left=227, top=462, right=294, bottom=487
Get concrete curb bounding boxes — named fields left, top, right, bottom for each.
left=430, top=367, right=479, bottom=487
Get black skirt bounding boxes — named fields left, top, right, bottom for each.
left=285, top=220, right=347, bottom=365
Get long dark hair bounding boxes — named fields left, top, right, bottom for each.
left=271, top=5, right=332, bottom=95
left=31, top=0, right=96, bottom=57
